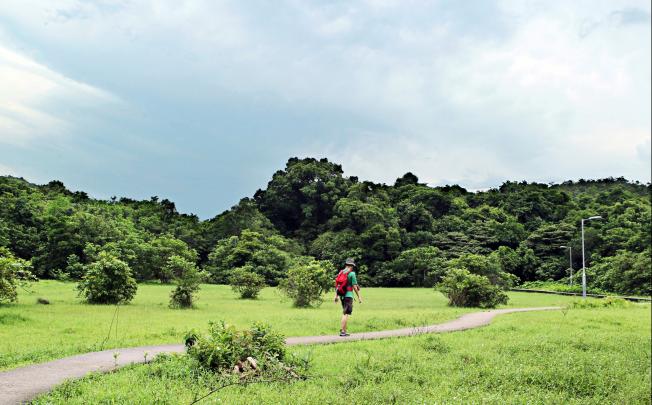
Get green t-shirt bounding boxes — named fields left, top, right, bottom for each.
left=343, top=271, right=358, bottom=299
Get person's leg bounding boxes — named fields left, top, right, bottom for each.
left=340, top=313, right=349, bottom=333
left=340, top=298, right=352, bottom=335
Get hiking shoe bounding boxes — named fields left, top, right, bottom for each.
left=339, top=331, right=350, bottom=337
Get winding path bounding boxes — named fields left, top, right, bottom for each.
left=0, top=306, right=559, bottom=404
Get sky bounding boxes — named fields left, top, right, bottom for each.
left=0, top=0, right=650, bottom=219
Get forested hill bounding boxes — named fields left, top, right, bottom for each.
left=1, top=157, right=650, bottom=295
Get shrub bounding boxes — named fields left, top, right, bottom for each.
left=278, top=258, right=331, bottom=307
left=437, top=268, right=509, bottom=308
left=569, top=297, right=632, bottom=309
left=0, top=247, right=36, bottom=304
left=77, top=252, right=137, bottom=304
left=168, top=256, right=205, bottom=308
left=65, top=254, right=86, bottom=280
left=592, top=249, right=651, bottom=296
left=185, top=321, right=291, bottom=374
left=228, top=266, right=266, bottom=299
left=445, top=253, right=517, bottom=288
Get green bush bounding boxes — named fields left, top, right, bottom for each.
left=569, top=297, right=632, bottom=309
left=77, top=252, right=137, bottom=304
left=520, top=280, right=609, bottom=295
left=168, top=255, right=205, bottom=308
left=278, top=259, right=331, bottom=307
left=185, top=321, right=286, bottom=372
left=592, top=249, right=651, bottom=296
left=0, top=247, right=36, bottom=304
left=437, top=268, right=509, bottom=308
left=445, top=253, right=517, bottom=288
left=228, top=266, right=266, bottom=299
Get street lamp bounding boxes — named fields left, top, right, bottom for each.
left=581, top=216, right=602, bottom=298
left=560, top=245, right=573, bottom=285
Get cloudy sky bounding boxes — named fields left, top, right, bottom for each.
left=0, top=1, right=650, bottom=218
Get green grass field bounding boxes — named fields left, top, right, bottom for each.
left=33, top=304, right=651, bottom=404
left=2, top=280, right=576, bottom=370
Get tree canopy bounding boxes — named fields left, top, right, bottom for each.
left=1, top=159, right=649, bottom=295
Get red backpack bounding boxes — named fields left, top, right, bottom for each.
left=335, top=269, right=352, bottom=297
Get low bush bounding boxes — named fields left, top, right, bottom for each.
left=77, top=252, right=137, bottom=304
left=278, top=259, right=331, bottom=307
left=519, top=280, right=609, bottom=295
left=184, top=321, right=307, bottom=380
left=437, top=268, right=508, bottom=308
left=569, top=297, right=632, bottom=309
left=228, top=266, right=266, bottom=299
left=168, top=256, right=205, bottom=308
left=0, top=247, right=36, bottom=304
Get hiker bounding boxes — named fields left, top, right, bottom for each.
left=334, top=258, right=362, bottom=337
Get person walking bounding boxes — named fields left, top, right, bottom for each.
left=334, top=258, right=362, bottom=336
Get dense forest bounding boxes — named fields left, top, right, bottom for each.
left=1, top=157, right=650, bottom=295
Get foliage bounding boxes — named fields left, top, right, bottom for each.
left=254, top=157, right=351, bottom=241
left=1, top=165, right=651, bottom=295
left=437, top=268, right=509, bottom=308
left=168, top=256, right=206, bottom=308
left=0, top=247, right=36, bottom=304
left=76, top=252, right=137, bottom=304
left=519, top=280, right=609, bottom=295
left=591, top=249, right=651, bottom=296
left=228, top=266, right=266, bottom=299
left=278, top=258, right=333, bottom=307
left=206, top=230, right=299, bottom=285
left=444, top=253, right=517, bottom=288
left=569, top=296, right=632, bottom=309
left=377, top=246, right=446, bottom=287
left=185, top=321, right=286, bottom=372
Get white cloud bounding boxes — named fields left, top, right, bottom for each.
left=0, top=0, right=649, bottom=190
left=0, top=45, right=119, bottom=146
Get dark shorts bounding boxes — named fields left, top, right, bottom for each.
left=341, top=297, right=353, bottom=315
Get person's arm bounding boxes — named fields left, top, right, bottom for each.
left=353, top=284, right=362, bottom=303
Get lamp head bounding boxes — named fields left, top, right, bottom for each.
left=560, top=245, right=567, bottom=249
left=588, top=215, right=602, bottom=220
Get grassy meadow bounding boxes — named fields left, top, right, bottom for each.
left=1, top=280, right=577, bottom=370
left=33, top=304, right=651, bottom=404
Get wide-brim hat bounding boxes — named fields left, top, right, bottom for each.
left=345, top=258, right=356, bottom=267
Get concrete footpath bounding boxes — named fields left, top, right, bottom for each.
left=0, top=306, right=559, bottom=404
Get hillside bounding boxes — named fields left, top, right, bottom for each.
left=1, top=157, right=650, bottom=294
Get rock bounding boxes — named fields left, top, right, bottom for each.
left=246, top=357, right=258, bottom=370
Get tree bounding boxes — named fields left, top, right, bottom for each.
left=168, top=255, right=205, bottom=308
left=228, top=266, right=266, bottom=299
left=378, top=246, right=446, bottom=287
left=77, top=252, right=137, bottom=304
left=592, top=249, right=651, bottom=296
left=493, top=245, right=539, bottom=282
left=0, top=247, right=35, bottom=304
left=437, top=268, right=509, bottom=308
left=254, top=157, right=351, bottom=241
left=206, top=230, right=297, bottom=285
left=444, top=253, right=517, bottom=288
left=278, top=258, right=332, bottom=307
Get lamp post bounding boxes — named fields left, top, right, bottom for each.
left=560, top=245, right=573, bottom=285
left=581, top=216, right=602, bottom=298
